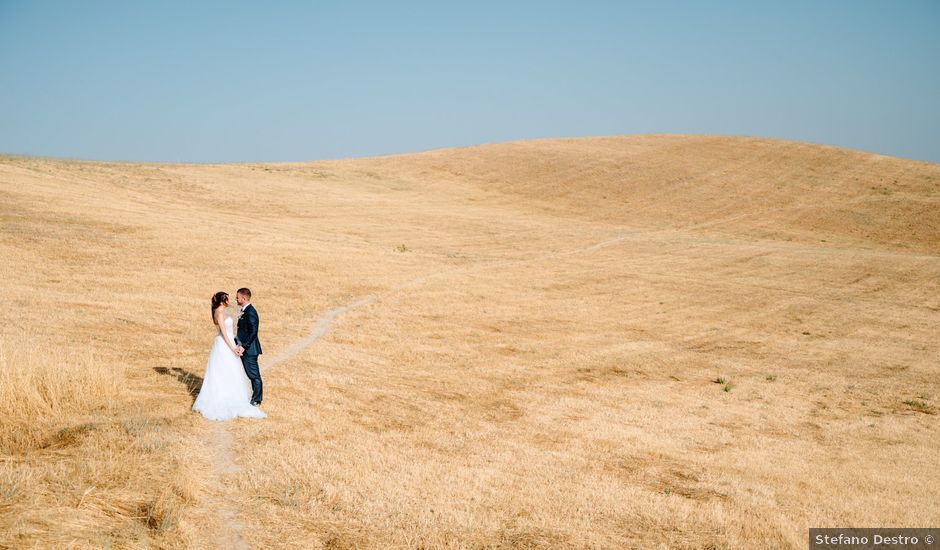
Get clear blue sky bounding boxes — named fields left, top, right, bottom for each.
left=1, top=1, right=938, bottom=163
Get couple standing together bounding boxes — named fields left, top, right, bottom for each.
left=193, top=288, right=267, bottom=420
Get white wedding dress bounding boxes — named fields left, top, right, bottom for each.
left=192, top=316, right=266, bottom=420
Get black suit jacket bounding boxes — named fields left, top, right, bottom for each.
left=235, top=303, right=263, bottom=356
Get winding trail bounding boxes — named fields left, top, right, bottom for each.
left=262, top=296, right=378, bottom=372
left=199, top=225, right=680, bottom=546
left=197, top=223, right=747, bottom=546
left=209, top=425, right=248, bottom=550
left=201, top=226, right=663, bottom=546
left=200, top=221, right=937, bottom=545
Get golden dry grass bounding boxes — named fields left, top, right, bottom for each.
left=1, top=135, right=938, bottom=549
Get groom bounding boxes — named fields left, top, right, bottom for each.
left=234, top=287, right=263, bottom=407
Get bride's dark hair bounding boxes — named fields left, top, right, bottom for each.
left=211, top=291, right=229, bottom=322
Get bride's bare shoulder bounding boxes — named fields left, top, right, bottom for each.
left=213, top=306, right=227, bottom=325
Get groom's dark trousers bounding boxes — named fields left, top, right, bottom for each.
left=241, top=354, right=262, bottom=405
left=235, top=303, right=263, bottom=404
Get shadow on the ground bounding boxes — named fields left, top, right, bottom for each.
left=153, top=367, right=203, bottom=404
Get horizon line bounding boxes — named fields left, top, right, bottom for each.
left=1, top=133, right=935, bottom=167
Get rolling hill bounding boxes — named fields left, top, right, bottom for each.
left=1, top=135, right=937, bottom=548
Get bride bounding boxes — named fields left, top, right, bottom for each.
left=193, top=291, right=266, bottom=420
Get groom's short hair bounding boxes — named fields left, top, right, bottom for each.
left=237, top=287, right=252, bottom=299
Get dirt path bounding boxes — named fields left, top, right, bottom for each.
left=209, top=423, right=249, bottom=550
left=206, top=221, right=901, bottom=545
left=262, top=296, right=378, bottom=372
left=198, top=227, right=662, bottom=546
left=202, top=297, right=383, bottom=547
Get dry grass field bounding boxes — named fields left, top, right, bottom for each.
left=1, top=134, right=938, bottom=549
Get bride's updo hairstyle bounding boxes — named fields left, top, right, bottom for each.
left=211, top=291, right=229, bottom=321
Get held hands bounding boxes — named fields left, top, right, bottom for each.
left=234, top=346, right=245, bottom=357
